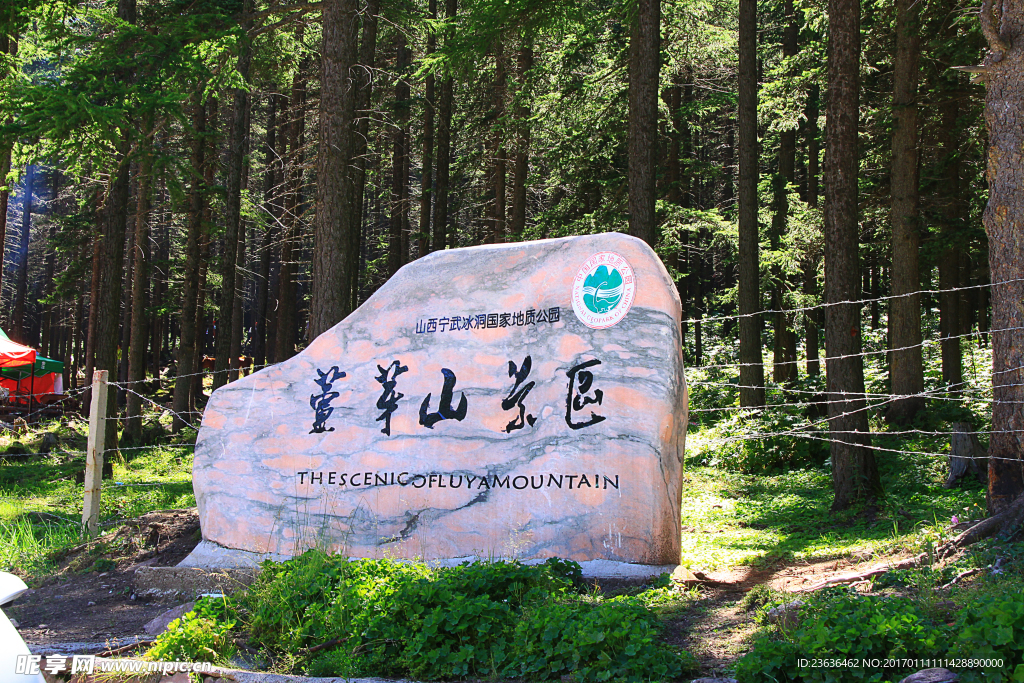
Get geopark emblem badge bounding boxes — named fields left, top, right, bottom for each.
left=571, top=251, right=636, bottom=329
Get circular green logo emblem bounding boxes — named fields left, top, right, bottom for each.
left=571, top=251, right=636, bottom=329
left=583, top=265, right=625, bottom=314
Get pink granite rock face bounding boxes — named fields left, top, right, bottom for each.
left=191, top=233, right=687, bottom=565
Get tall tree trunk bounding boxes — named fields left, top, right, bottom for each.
left=806, top=85, right=821, bottom=208
left=431, top=0, right=457, bottom=253
left=938, top=79, right=964, bottom=393
left=0, top=147, right=9, bottom=316
left=388, top=35, right=411, bottom=275
left=310, top=1, right=359, bottom=340
left=804, top=83, right=821, bottom=376
left=665, top=73, right=681, bottom=205
left=981, top=0, right=1024, bottom=514
left=96, top=0, right=138, bottom=453
left=276, top=67, right=307, bottom=361
left=72, top=288, right=82, bottom=391
left=737, top=0, right=765, bottom=406
left=119, top=205, right=135, bottom=387
left=96, top=141, right=131, bottom=452
left=418, top=0, right=437, bottom=255
left=41, top=170, right=58, bottom=357
left=349, top=0, right=381, bottom=309
left=887, top=0, right=924, bottom=424
left=825, top=0, right=880, bottom=510
left=400, top=94, right=412, bottom=262
left=172, top=100, right=208, bottom=432
left=509, top=40, right=533, bottom=237
left=0, top=33, right=14, bottom=313
left=149, top=135, right=169, bottom=381
left=230, top=117, right=250, bottom=381
left=213, top=3, right=253, bottom=390
left=254, top=93, right=282, bottom=368
left=490, top=37, right=507, bottom=244
left=627, top=0, right=659, bottom=245
left=13, top=164, right=32, bottom=343
left=772, top=0, right=799, bottom=384
left=126, top=120, right=153, bottom=443
left=85, top=205, right=101, bottom=388
left=192, top=230, right=211, bottom=410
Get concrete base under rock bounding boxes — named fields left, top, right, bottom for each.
left=177, top=539, right=695, bottom=587
left=133, top=565, right=258, bottom=602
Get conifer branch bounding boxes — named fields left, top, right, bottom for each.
left=980, top=0, right=1010, bottom=54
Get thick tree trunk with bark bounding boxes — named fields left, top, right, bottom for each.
left=825, top=0, right=881, bottom=510
left=310, top=2, right=359, bottom=340
left=93, top=0, right=139, bottom=451
left=96, top=140, right=131, bottom=451
left=981, top=0, right=1024, bottom=514
left=737, top=0, right=765, bottom=406
left=172, top=101, right=207, bottom=432
left=887, top=0, right=924, bottom=424
left=627, top=0, right=659, bottom=246
left=213, top=5, right=252, bottom=390
left=431, top=0, right=457, bottom=253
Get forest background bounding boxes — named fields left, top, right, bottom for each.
left=0, top=0, right=1021, bottom=519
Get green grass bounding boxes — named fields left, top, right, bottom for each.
left=0, top=421, right=196, bottom=576
left=680, top=453, right=985, bottom=569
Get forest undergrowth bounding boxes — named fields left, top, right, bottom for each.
left=1, top=313, right=1020, bottom=681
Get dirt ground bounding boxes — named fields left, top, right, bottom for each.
left=7, top=509, right=200, bottom=650
left=662, top=553, right=906, bottom=672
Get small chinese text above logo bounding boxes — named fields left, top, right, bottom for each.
left=571, top=251, right=636, bottom=329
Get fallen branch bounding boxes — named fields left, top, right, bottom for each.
left=92, top=639, right=154, bottom=657
left=796, top=554, right=926, bottom=593
left=937, top=492, right=1024, bottom=559
left=938, top=567, right=984, bottom=591
left=303, top=637, right=349, bottom=656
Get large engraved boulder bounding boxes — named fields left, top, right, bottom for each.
left=185, top=232, right=687, bottom=569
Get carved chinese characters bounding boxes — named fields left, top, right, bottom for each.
left=188, top=233, right=687, bottom=568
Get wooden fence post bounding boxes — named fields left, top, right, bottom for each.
left=82, top=369, right=108, bottom=538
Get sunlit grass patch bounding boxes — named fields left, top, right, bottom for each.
left=0, top=419, right=196, bottom=576
left=680, top=461, right=986, bottom=570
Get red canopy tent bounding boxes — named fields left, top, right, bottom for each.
left=0, top=330, right=40, bottom=412
left=0, top=332, right=36, bottom=369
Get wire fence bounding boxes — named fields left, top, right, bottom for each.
left=2, top=278, right=1016, bottom=537
left=679, top=279, right=1011, bottom=468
